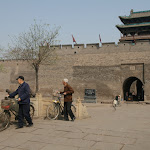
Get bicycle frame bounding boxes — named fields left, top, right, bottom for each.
left=53, top=95, right=64, bottom=113
left=2, top=100, right=34, bottom=119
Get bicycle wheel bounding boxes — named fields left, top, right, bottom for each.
left=0, top=112, right=10, bottom=131
left=47, top=103, right=59, bottom=120
left=30, top=105, right=35, bottom=119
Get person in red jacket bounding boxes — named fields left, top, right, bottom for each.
left=60, top=79, right=75, bottom=121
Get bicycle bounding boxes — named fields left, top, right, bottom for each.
left=0, top=97, right=35, bottom=131
left=46, top=93, right=76, bottom=120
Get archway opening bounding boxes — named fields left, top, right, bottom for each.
left=123, top=77, right=144, bottom=101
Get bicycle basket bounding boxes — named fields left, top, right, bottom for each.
left=1, top=99, right=11, bottom=110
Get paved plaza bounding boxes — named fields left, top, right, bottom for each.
left=0, top=103, right=150, bottom=150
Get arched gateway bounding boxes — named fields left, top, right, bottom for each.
left=123, top=77, right=144, bottom=101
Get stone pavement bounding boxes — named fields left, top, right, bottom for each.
left=0, top=103, right=150, bottom=150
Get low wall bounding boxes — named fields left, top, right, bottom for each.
left=31, top=94, right=89, bottom=119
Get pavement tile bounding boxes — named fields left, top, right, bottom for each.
left=55, top=126, right=82, bottom=133
left=2, top=147, right=25, bottom=150
left=78, top=148, right=95, bottom=150
left=101, top=130, right=127, bottom=137
left=0, top=145, right=5, bottom=149
left=29, top=134, right=66, bottom=144
left=0, top=132, right=33, bottom=147
left=58, top=138, right=95, bottom=148
left=0, top=129, right=16, bottom=143
left=83, top=134, right=103, bottom=142
left=101, top=136, right=136, bottom=145
left=41, top=144, right=78, bottom=150
left=0, top=135, right=9, bottom=143
left=136, top=138, right=150, bottom=144
left=33, top=122, right=56, bottom=130
left=30, top=128, right=53, bottom=135
left=122, top=142, right=150, bottom=150
left=84, top=134, right=136, bottom=145
left=17, top=141, right=46, bottom=150
left=123, top=131, right=150, bottom=139
left=13, top=127, right=38, bottom=133
left=48, top=130, right=68, bottom=137
left=78, top=128, right=103, bottom=135
left=62, top=132, right=87, bottom=139
left=92, top=142, right=123, bottom=150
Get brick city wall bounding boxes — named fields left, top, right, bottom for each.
left=0, top=41, right=150, bottom=102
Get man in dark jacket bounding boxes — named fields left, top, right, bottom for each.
left=9, top=76, right=33, bottom=129
left=60, top=79, right=75, bottom=121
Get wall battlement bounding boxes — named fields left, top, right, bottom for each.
left=1, top=41, right=150, bottom=62
left=51, top=41, right=150, bottom=53
left=52, top=41, right=150, bottom=56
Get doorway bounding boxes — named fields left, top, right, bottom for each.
left=123, top=77, right=144, bottom=101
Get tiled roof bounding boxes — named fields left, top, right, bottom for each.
left=119, top=10, right=150, bottom=19
left=116, top=22, right=150, bottom=28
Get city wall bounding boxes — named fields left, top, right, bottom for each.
left=1, top=41, right=150, bottom=102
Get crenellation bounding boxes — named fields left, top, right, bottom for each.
left=61, top=44, right=73, bottom=50
left=50, top=44, right=61, bottom=50
left=86, top=43, right=100, bottom=49
left=50, top=41, right=150, bottom=55
left=74, top=44, right=85, bottom=49
left=102, top=42, right=116, bottom=46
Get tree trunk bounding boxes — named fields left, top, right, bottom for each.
left=35, top=67, right=39, bottom=93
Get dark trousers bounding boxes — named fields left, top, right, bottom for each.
left=64, top=102, right=75, bottom=120
left=18, top=104, right=33, bottom=127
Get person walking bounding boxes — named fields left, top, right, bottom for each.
left=9, top=76, right=33, bottom=129
left=60, top=79, right=75, bottom=121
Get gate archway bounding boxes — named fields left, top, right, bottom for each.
left=123, top=77, right=144, bottom=101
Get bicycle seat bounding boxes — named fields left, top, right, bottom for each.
left=53, top=100, right=59, bottom=103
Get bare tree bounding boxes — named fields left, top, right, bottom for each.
left=5, top=21, right=60, bottom=93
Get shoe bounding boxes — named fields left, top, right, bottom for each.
left=71, top=117, right=76, bottom=122
left=26, top=123, right=33, bottom=127
left=16, top=126, right=23, bottom=129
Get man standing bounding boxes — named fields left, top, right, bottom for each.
left=9, top=76, right=33, bottom=129
left=60, top=79, right=75, bottom=121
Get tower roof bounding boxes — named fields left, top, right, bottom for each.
left=116, top=22, right=150, bottom=28
left=120, top=10, right=150, bottom=19
left=119, top=9, right=150, bottom=24
left=116, top=10, right=150, bottom=42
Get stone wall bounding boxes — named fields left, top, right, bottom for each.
left=1, top=41, right=150, bottom=102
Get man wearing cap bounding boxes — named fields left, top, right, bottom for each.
left=60, top=79, right=75, bottom=121
left=9, top=76, right=33, bottom=129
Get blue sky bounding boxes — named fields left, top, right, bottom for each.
left=0, top=0, right=150, bottom=48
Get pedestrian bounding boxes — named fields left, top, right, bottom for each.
left=125, top=92, right=129, bottom=101
left=60, top=79, right=75, bottom=121
left=9, top=76, right=33, bottom=129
